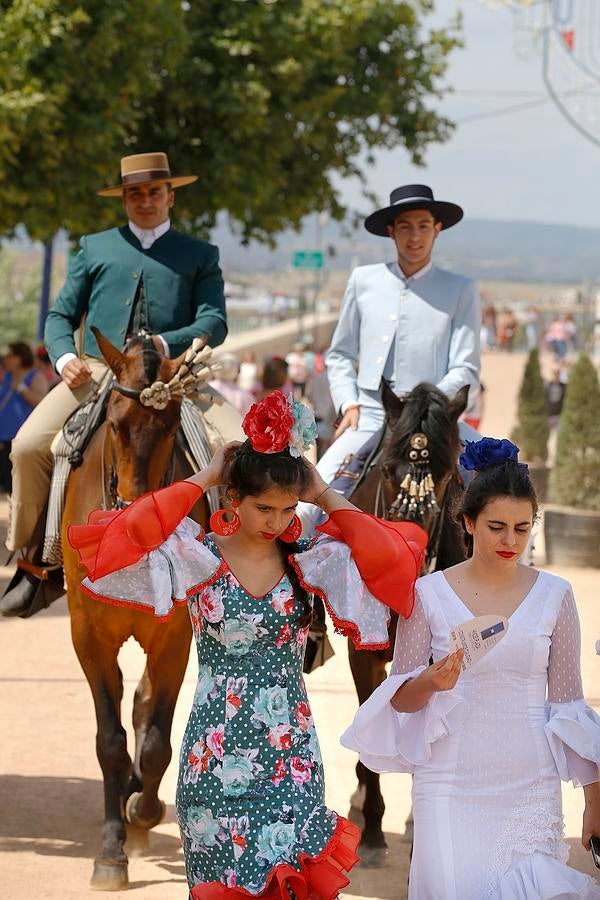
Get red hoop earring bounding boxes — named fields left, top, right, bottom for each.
left=279, top=514, right=302, bottom=543
left=210, top=508, right=240, bottom=536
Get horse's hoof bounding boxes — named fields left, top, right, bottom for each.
left=358, top=845, right=389, bottom=868
left=90, top=857, right=128, bottom=891
left=125, top=791, right=166, bottom=830
left=125, top=822, right=150, bottom=857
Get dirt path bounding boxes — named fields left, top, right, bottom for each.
left=1, top=350, right=599, bottom=898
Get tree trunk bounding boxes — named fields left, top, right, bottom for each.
left=37, top=237, right=54, bottom=342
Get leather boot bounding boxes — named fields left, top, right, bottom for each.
left=0, top=571, right=39, bottom=617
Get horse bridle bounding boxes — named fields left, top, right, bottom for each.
left=102, top=338, right=218, bottom=508
left=111, top=347, right=168, bottom=407
left=112, top=337, right=217, bottom=411
left=377, top=431, right=457, bottom=573
left=100, top=414, right=178, bottom=511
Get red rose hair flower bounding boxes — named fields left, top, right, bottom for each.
left=242, top=390, right=295, bottom=454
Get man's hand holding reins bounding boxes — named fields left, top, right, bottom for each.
left=334, top=404, right=360, bottom=439
left=61, top=358, right=92, bottom=389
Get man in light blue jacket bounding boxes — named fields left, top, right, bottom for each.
left=300, top=183, right=480, bottom=534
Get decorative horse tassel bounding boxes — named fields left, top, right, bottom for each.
left=390, top=432, right=439, bottom=523
left=139, top=342, right=221, bottom=410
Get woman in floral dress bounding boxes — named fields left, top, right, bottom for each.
left=68, top=391, right=426, bottom=900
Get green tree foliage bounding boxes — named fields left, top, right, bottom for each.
left=0, top=0, right=460, bottom=242
left=511, top=349, right=549, bottom=465
left=0, top=243, right=66, bottom=344
left=549, top=353, right=600, bottom=511
left=0, top=0, right=188, bottom=239
left=0, top=251, right=39, bottom=344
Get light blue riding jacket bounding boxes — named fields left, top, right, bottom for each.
left=325, top=262, right=481, bottom=412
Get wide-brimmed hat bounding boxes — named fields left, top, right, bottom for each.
left=364, top=184, right=463, bottom=236
left=97, top=152, right=197, bottom=197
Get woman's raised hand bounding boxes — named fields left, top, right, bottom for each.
left=421, top=651, right=464, bottom=693
left=298, top=460, right=330, bottom=505
left=201, top=441, right=243, bottom=488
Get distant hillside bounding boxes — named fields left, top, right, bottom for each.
left=214, top=217, right=600, bottom=284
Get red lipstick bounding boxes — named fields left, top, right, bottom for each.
left=261, top=532, right=276, bottom=541
left=496, top=551, right=517, bottom=559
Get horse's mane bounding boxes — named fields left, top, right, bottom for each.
left=384, top=382, right=459, bottom=476
left=124, top=336, right=161, bottom=385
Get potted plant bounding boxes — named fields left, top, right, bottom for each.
left=545, top=353, right=600, bottom=567
left=511, top=349, right=549, bottom=500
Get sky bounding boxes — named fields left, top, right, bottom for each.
left=335, top=0, right=600, bottom=228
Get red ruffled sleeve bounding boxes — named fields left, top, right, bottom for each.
left=67, top=480, right=204, bottom=581
left=316, top=509, right=427, bottom=619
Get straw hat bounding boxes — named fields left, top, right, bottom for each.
left=97, top=152, right=197, bottom=197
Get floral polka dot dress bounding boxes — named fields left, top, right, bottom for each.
left=68, top=480, right=426, bottom=900
left=176, top=535, right=353, bottom=897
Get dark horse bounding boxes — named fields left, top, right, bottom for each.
left=62, top=330, right=209, bottom=890
left=347, top=380, right=469, bottom=866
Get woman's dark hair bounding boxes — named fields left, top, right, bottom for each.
left=454, top=461, right=538, bottom=555
left=8, top=341, right=34, bottom=369
left=228, top=440, right=312, bottom=625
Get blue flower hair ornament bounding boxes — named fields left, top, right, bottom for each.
left=460, top=437, right=528, bottom=473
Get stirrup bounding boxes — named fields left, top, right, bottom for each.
left=1, top=560, right=64, bottom=619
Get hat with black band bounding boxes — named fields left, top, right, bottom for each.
left=97, top=152, right=197, bottom=197
left=364, top=183, right=463, bottom=236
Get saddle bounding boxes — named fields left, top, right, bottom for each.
left=328, top=427, right=386, bottom=500
left=42, top=381, right=219, bottom=566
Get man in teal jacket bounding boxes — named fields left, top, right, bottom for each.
left=2, top=152, right=239, bottom=615
left=44, top=218, right=227, bottom=366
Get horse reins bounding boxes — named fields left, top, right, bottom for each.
left=101, top=423, right=177, bottom=511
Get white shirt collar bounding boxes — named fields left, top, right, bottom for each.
left=128, top=218, right=170, bottom=250
left=390, top=260, right=433, bottom=285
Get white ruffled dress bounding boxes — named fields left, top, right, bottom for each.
left=341, top=570, right=600, bottom=899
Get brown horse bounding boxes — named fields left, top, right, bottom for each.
left=62, top=330, right=209, bottom=890
left=346, top=380, right=469, bottom=866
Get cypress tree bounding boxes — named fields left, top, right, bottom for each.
left=511, top=349, right=549, bottom=465
left=549, top=353, right=600, bottom=510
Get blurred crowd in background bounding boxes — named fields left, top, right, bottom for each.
left=0, top=308, right=585, bottom=495
left=481, top=304, right=579, bottom=358
left=210, top=336, right=336, bottom=461
left=478, top=304, right=577, bottom=427
left=0, top=344, right=59, bottom=492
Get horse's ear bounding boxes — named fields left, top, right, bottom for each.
left=164, top=347, right=189, bottom=381
left=92, top=327, right=126, bottom=376
left=380, top=378, right=405, bottom=427
left=448, top=384, right=470, bottom=421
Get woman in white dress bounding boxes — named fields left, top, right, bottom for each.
left=342, top=437, right=600, bottom=899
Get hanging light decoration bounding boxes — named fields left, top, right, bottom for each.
left=473, top=1, right=600, bottom=149
left=476, top=0, right=538, bottom=6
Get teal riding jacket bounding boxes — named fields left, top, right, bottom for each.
left=44, top=225, right=227, bottom=367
